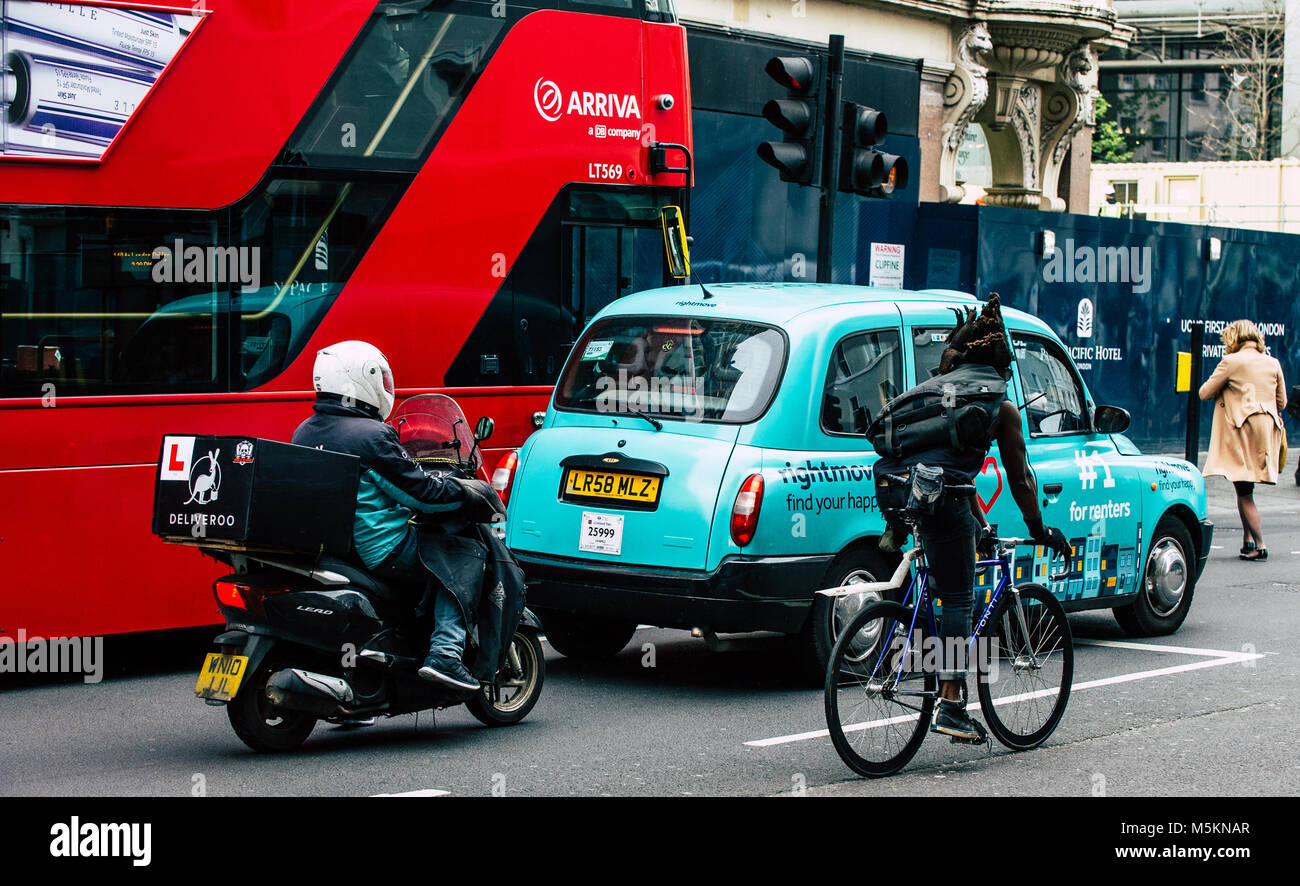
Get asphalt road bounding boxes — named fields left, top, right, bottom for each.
left=3, top=477, right=1298, bottom=797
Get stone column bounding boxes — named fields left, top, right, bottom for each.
left=939, top=21, right=992, bottom=203
left=920, top=61, right=954, bottom=204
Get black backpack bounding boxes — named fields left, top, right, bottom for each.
left=867, top=363, right=1007, bottom=459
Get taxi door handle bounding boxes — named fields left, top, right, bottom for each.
left=1043, top=483, right=1063, bottom=495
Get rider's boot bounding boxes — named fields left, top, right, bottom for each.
left=931, top=697, right=987, bottom=743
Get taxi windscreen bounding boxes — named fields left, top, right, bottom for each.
left=555, top=316, right=787, bottom=424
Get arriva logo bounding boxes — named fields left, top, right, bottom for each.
left=534, top=78, right=563, bottom=122
left=533, top=77, right=641, bottom=122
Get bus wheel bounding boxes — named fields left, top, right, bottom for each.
left=1112, top=515, right=1196, bottom=636
left=801, top=546, right=893, bottom=685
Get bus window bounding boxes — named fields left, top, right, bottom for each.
left=0, top=207, right=226, bottom=396
left=567, top=224, right=664, bottom=330
left=285, top=4, right=505, bottom=170
left=234, top=178, right=402, bottom=389
left=0, top=175, right=401, bottom=397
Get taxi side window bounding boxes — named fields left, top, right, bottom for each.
left=1013, top=335, right=1090, bottom=436
left=821, top=329, right=903, bottom=435
left=910, top=326, right=951, bottom=381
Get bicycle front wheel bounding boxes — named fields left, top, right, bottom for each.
left=825, top=601, right=936, bottom=777
left=976, top=583, right=1073, bottom=751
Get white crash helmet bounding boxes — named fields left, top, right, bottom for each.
left=313, top=340, right=395, bottom=420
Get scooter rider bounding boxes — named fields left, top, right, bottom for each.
left=873, top=296, right=1071, bottom=742
left=291, top=341, right=505, bottom=692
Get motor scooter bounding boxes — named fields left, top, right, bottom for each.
left=175, top=394, right=544, bottom=753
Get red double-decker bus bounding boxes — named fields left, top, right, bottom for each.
left=0, top=0, right=692, bottom=638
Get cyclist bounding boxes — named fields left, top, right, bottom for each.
left=873, top=295, right=1070, bottom=741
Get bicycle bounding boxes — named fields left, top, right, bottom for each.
left=821, top=498, right=1074, bottom=778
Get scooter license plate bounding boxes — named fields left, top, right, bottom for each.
left=194, top=653, right=249, bottom=701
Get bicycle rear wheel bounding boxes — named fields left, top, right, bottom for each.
left=824, top=601, right=936, bottom=777
left=976, top=583, right=1073, bottom=750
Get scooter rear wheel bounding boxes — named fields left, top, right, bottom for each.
left=227, top=664, right=318, bottom=753
left=467, top=629, right=545, bottom=726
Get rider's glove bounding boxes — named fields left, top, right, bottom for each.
left=453, top=478, right=507, bottom=523
left=975, top=524, right=996, bottom=560
left=1031, top=524, right=1071, bottom=562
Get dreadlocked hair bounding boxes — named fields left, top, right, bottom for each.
left=939, top=293, right=1012, bottom=372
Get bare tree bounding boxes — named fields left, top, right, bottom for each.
left=1187, top=0, right=1287, bottom=161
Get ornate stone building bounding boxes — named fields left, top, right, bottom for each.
left=677, top=0, right=1133, bottom=212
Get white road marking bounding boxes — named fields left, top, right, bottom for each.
left=1075, top=638, right=1260, bottom=659
left=1210, top=545, right=1224, bottom=550
left=745, top=639, right=1264, bottom=749
left=371, top=789, right=450, bottom=797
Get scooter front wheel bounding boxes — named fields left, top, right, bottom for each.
left=467, top=629, right=545, bottom=726
left=227, top=664, right=318, bottom=753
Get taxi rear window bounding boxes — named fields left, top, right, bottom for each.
left=555, top=316, right=786, bottom=424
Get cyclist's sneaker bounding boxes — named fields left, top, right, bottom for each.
left=931, top=699, right=986, bottom=742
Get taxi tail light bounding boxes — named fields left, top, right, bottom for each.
left=730, top=473, right=764, bottom=547
left=492, top=450, right=519, bottom=505
left=214, top=580, right=287, bottom=614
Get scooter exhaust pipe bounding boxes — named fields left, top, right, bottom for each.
left=265, top=668, right=354, bottom=717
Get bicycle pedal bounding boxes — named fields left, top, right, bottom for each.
left=949, top=734, right=986, bottom=746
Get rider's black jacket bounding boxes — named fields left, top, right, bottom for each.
left=291, top=396, right=464, bottom=568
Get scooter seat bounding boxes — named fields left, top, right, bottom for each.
left=317, top=556, right=411, bottom=606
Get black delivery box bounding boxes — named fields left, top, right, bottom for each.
left=153, top=435, right=359, bottom=555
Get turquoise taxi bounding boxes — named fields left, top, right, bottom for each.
left=493, top=283, right=1212, bottom=676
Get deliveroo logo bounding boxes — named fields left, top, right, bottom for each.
left=1076, top=298, right=1094, bottom=339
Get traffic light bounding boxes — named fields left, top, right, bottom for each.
left=839, top=102, right=909, bottom=197
left=756, top=55, right=821, bottom=186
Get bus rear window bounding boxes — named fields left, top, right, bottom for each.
left=555, top=316, right=786, bottom=424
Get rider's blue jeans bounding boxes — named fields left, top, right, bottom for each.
left=373, top=529, right=468, bottom=661
left=917, top=495, right=976, bottom=682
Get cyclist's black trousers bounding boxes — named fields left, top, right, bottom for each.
left=918, top=496, right=976, bottom=682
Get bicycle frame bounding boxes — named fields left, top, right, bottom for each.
left=816, top=525, right=1065, bottom=695
left=829, top=542, right=1031, bottom=697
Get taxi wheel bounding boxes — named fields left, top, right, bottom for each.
left=537, top=609, right=637, bottom=660
left=800, top=547, right=894, bottom=685
left=1112, top=515, right=1196, bottom=636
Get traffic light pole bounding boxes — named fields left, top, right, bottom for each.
left=815, top=34, right=844, bottom=284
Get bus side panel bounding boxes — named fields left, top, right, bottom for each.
left=273, top=10, right=692, bottom=396
left=0, top=388, right=546, bottom=636
left=0, top=464, right=224, bottom=637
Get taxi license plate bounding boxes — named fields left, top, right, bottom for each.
left=562, top=468, right=661, bottom=507
left=195, top=652, right=249, bottom=701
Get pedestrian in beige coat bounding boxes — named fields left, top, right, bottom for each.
left=1198, top=319, right=1288, bottom=560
